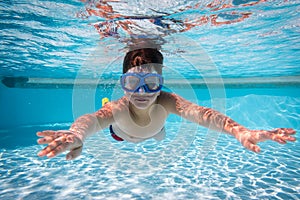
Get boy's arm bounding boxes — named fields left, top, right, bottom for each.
left=69, top=102, right=114, bottom=141
left=164, top=92, right=296, bottom=153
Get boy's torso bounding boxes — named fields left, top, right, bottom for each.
left=111, top=94, right=170, bottom=142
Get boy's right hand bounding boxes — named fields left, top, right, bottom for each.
left=37, top=130, right=83, bottom=160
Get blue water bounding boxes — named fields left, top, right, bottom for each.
left=1, top=0, right=300, bottom=199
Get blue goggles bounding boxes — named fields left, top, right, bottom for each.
left=120, top=73, right=164, bottom=93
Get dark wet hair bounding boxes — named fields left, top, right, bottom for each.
left=123, top=48, right=163, bottom=73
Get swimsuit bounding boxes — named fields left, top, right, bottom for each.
left=109, top=125, right=124, bottom=141
left=109, top=124, right=166, bottom=142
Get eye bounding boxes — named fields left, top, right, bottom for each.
left=124, top=76, right=139, bottom=89
left=145, top=76, right=160, bottom=89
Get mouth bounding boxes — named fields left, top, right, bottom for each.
left=131, top=95, right=154, bottom=103
left=133, top=97, right=150, bottom=102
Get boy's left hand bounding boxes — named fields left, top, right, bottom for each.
left=236, top=128, right=296, bottom=153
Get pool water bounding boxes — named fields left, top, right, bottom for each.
left=1, top=86, right=299, bottom=199
left=1, top=0, right=300, bottom=199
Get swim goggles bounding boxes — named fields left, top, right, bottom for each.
left=120, top=73, right=164, bottom=93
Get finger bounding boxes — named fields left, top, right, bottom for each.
left=37, top=140, right=61, bottom=157
left=272, top=128, right=296, bottom=135
left=284, top=135, right=296, bottom=142
left=46, top=143, right=70, bottom=158
left=37, top=134, right=68, bottom=144
left=262, top=130, right=296, bottom=143
left=38, top=148, right=50, bottom=157
left=54, top=135, right=67, bottom=143
left=272, top=136, right=287, bottom=144
left=243, top=141, right=261, bottom=153
left=37, top=130, right=57, bottom=137
left=282, top=128, right=296, bottom=134
left=284, top=128, right=296, bottom=135
left=37, top=136, right=57, bottom=144
left=66, top=146, right=83, bottom=160
left=275, top=135, right=296, bottom=143
left=269, top=130, right=297, bottom=143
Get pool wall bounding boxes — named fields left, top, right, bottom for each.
left=1, top=78, right=299, bottom=148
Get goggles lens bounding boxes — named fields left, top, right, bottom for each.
left=120, top=73, right=163, bottom=93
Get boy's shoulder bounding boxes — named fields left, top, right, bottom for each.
left=159, top=91, right=181, bottom=100
left=158, top=91, right=191, bottom=107
left=159, top=91, right=174, bottom=97
left=158, top=91, right=179, bottom=106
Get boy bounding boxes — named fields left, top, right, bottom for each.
left=37, top=48, right=296, bottom=160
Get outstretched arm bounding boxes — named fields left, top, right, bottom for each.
left=37, top=102, right=114, bottom=159
left=222, top=117, right=295, bottom=153
left=164, top=92, right=296, bottom=153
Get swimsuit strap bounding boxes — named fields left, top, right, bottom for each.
left=109, top=125, right=124, bottom=141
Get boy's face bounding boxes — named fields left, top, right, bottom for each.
left=123, top=65, right=162, bottom=109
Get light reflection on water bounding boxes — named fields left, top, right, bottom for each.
left=1, top=0, right=299, bottom=79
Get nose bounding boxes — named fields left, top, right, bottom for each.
left=136, top=86, right=146, bottom=93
